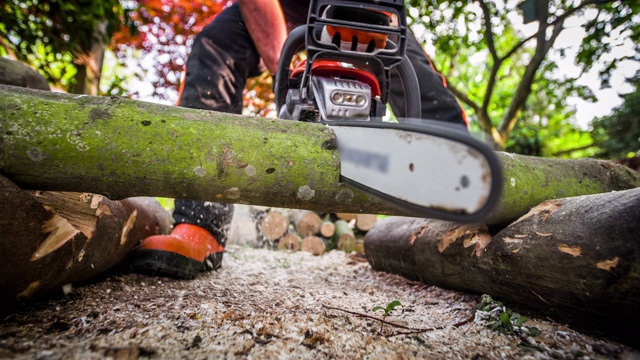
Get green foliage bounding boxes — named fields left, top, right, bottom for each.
left=575, top=1, right=640, bottom=89
left=405, top=0, right=638, bottom=150
left=0, top=0, right=136, bottom=91
left=372, top=300, right=402, bottom=317
left=591, top=81, right=640, bottom=159
left=155, top=197, right=175, bottom=212
left=477, top=295, right=540, bottom=337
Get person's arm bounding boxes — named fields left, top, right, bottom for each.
left=238, top=0, right=288, bottom=75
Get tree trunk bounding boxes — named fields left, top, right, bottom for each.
left=69, top=22, right=107, bottom=95
left=1, top=86, right=639, bottom=223
left=0, top=175, right=172, bottom=307
left=364, top=188, right=640, bottom=342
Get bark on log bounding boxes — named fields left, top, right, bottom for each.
left=301, top=236, right=325, bottom=256
left=0, top=58, right=49, bottom=91
left=1, top=86, right=639, bottom=224
left=364, top=188, right=640, bottom=341
left=0, top=175, right=172, bottom=306
left=491, top=153, right=640, bottom=225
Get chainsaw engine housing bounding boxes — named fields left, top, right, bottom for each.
left=276, top=0, right=411, bottom=123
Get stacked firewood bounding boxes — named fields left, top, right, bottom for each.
left=237, top=206, right=378, bottom=256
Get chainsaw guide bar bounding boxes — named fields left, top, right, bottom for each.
left=329, top=121, right=503, bottom=223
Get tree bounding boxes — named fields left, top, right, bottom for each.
left=110, top=0, right=227, bottom=101
left=0, top=0, right=137, bottom=95
left=406, top=0, right=639, bottom=150
left=109, top=0, right=276, bottom=116
left=591, top=79, right=640, bottom=159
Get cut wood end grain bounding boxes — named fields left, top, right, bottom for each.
left=32, top=213, right=81, bottom=261
left=259, top=211, right=289, bottom=241
left=277, top=233, right=301, bottom=251
left=301, top=236, right=325, bottom=256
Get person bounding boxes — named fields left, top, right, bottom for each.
left=132, top=0, right=468, bottom=279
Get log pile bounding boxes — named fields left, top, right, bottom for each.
left=230, top=207, right=379, bottom=256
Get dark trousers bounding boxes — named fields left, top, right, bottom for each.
left=174, top=3, right=467, bottom=238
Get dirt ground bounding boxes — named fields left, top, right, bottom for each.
left=0, top=246, right=638, bottom=360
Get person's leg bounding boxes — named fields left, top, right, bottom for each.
left=388, top=30, right=468, bottom=129
left=178, top=3, right=265, bottom=112
left=136, top=4, right=263, bottom=278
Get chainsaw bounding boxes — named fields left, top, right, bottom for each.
left=274, top=0, right=502, bottom=222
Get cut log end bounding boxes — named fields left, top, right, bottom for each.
left=277, top=233, right=301, bottom=251
left=355, top=214, right=377, bottom=232
left=259, top=210, right=289, bottom=241
left=301, top=236, right=325, bottom=256
left=320, top=221, right=336, bottom=238
left=295, top=211, right=322, bottom=237
left=337, top=234, right=356, bottom=253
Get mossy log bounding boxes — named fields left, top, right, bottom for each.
left=0, top=175, right=172, bottom=307
left=1, top=85, right=639, bottom=224
left=364, top=188, right=640, bottom=341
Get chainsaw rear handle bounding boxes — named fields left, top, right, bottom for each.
left=274, top=25, right=421, bottom=121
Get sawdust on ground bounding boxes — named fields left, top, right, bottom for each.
left=0, top=246, right=637, bottom=359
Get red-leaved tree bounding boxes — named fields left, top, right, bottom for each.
left=111, top=0, right=274, bottom=116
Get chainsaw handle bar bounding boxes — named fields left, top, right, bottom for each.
left=274, top=25, right=421, bottom=121
left=275, top=25, right=306, bottom=113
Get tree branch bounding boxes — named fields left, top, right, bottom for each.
left=322, top=304, right=475, bottom=338
left=428, top=58, right=481, bottom=115
left=475, top=0, right=499, bottom=62
left=500, top=33, right=537, bottom=62
left=446, top=81, right=481, bottom=115
left=549, top=0, right=602, bottom=27
left=0, top=36, right=18, bottom=60
left=550, top=143, right=598, bottom=157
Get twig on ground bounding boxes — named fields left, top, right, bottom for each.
left=322, top=304, right=475, bottom=337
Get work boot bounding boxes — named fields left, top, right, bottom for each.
left=133, top=223, right=226, bottom=279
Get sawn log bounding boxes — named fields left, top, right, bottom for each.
left=1, top=85, right=639, bottom=224
left=0, top=175, right=172, bottom=307
left=364, top=188, right=640, bottom=342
